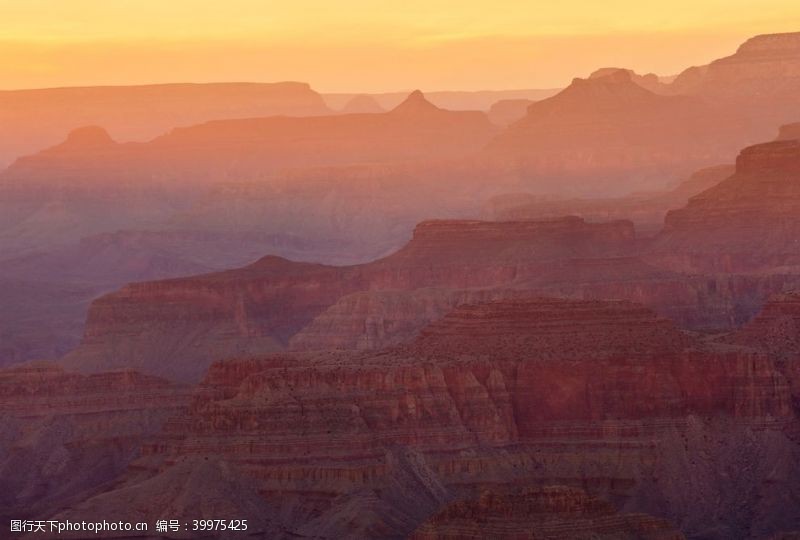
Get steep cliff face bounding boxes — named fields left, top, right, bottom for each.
left=651, top=140, right=800, bottom=273
left=369, top=217, right=636, bottom=288
left=0, top=363, right=189, bottom=522
left=49, top=299, right=800, bottom=539
left=410, top=486, right=685, bottom=540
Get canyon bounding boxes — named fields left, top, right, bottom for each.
left=34, top=296, right=800, bottom=538
left=3, top=29, right=800, bottom=540
left=62, top=131, right=800, bottom=382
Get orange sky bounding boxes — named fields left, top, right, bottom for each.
left=2, top=0, right=799, bottom=92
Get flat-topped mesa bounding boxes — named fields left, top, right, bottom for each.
left=734, top=31, right=800, bottom=56
left=62, top=255, right=360, bottom=382
left=398, top=217, right=635, bottom=260
left=1, top=87, right=495, bottom=193
left=366, top=217, right=639, bottom=290
left=412, top=298, right=690, bottom=359
left=410, top=486, right=685, bottom=540
left=0, top=80, right=332, bottom=166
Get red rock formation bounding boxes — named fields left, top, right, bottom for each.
left=48, top=298, right=800, bottom=538
left=651, top=140, right=800, bottom=273
left=0, top=363, right=189, bottom=522
left=64, top=217, right=645, bottom=380
left=484, top=70, right=746, bottom=195
left=410, top=486, right=685, bottom=539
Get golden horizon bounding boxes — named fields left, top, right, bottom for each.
left=1, top=0, right=799, bottom=93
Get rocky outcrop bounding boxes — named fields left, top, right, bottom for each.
left=0, top=363, right=189, bottom=522
left=651, top=140, right=800, bottom=273
left=410, top=486, right=685, bottom=539
left=137, top=90, right=494, bottom=181
left=48, top=298, right=800, bottom=538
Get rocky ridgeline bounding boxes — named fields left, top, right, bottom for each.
left=45, top=298, right=800, bottom=538
left=0, top=91, right=495, bottom=191
left=651, top=140, right=800, bottom=272
left=65, top=193, right=800, bottom=381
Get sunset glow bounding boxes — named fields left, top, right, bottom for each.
left=3, top=0, right=800, bottom=91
